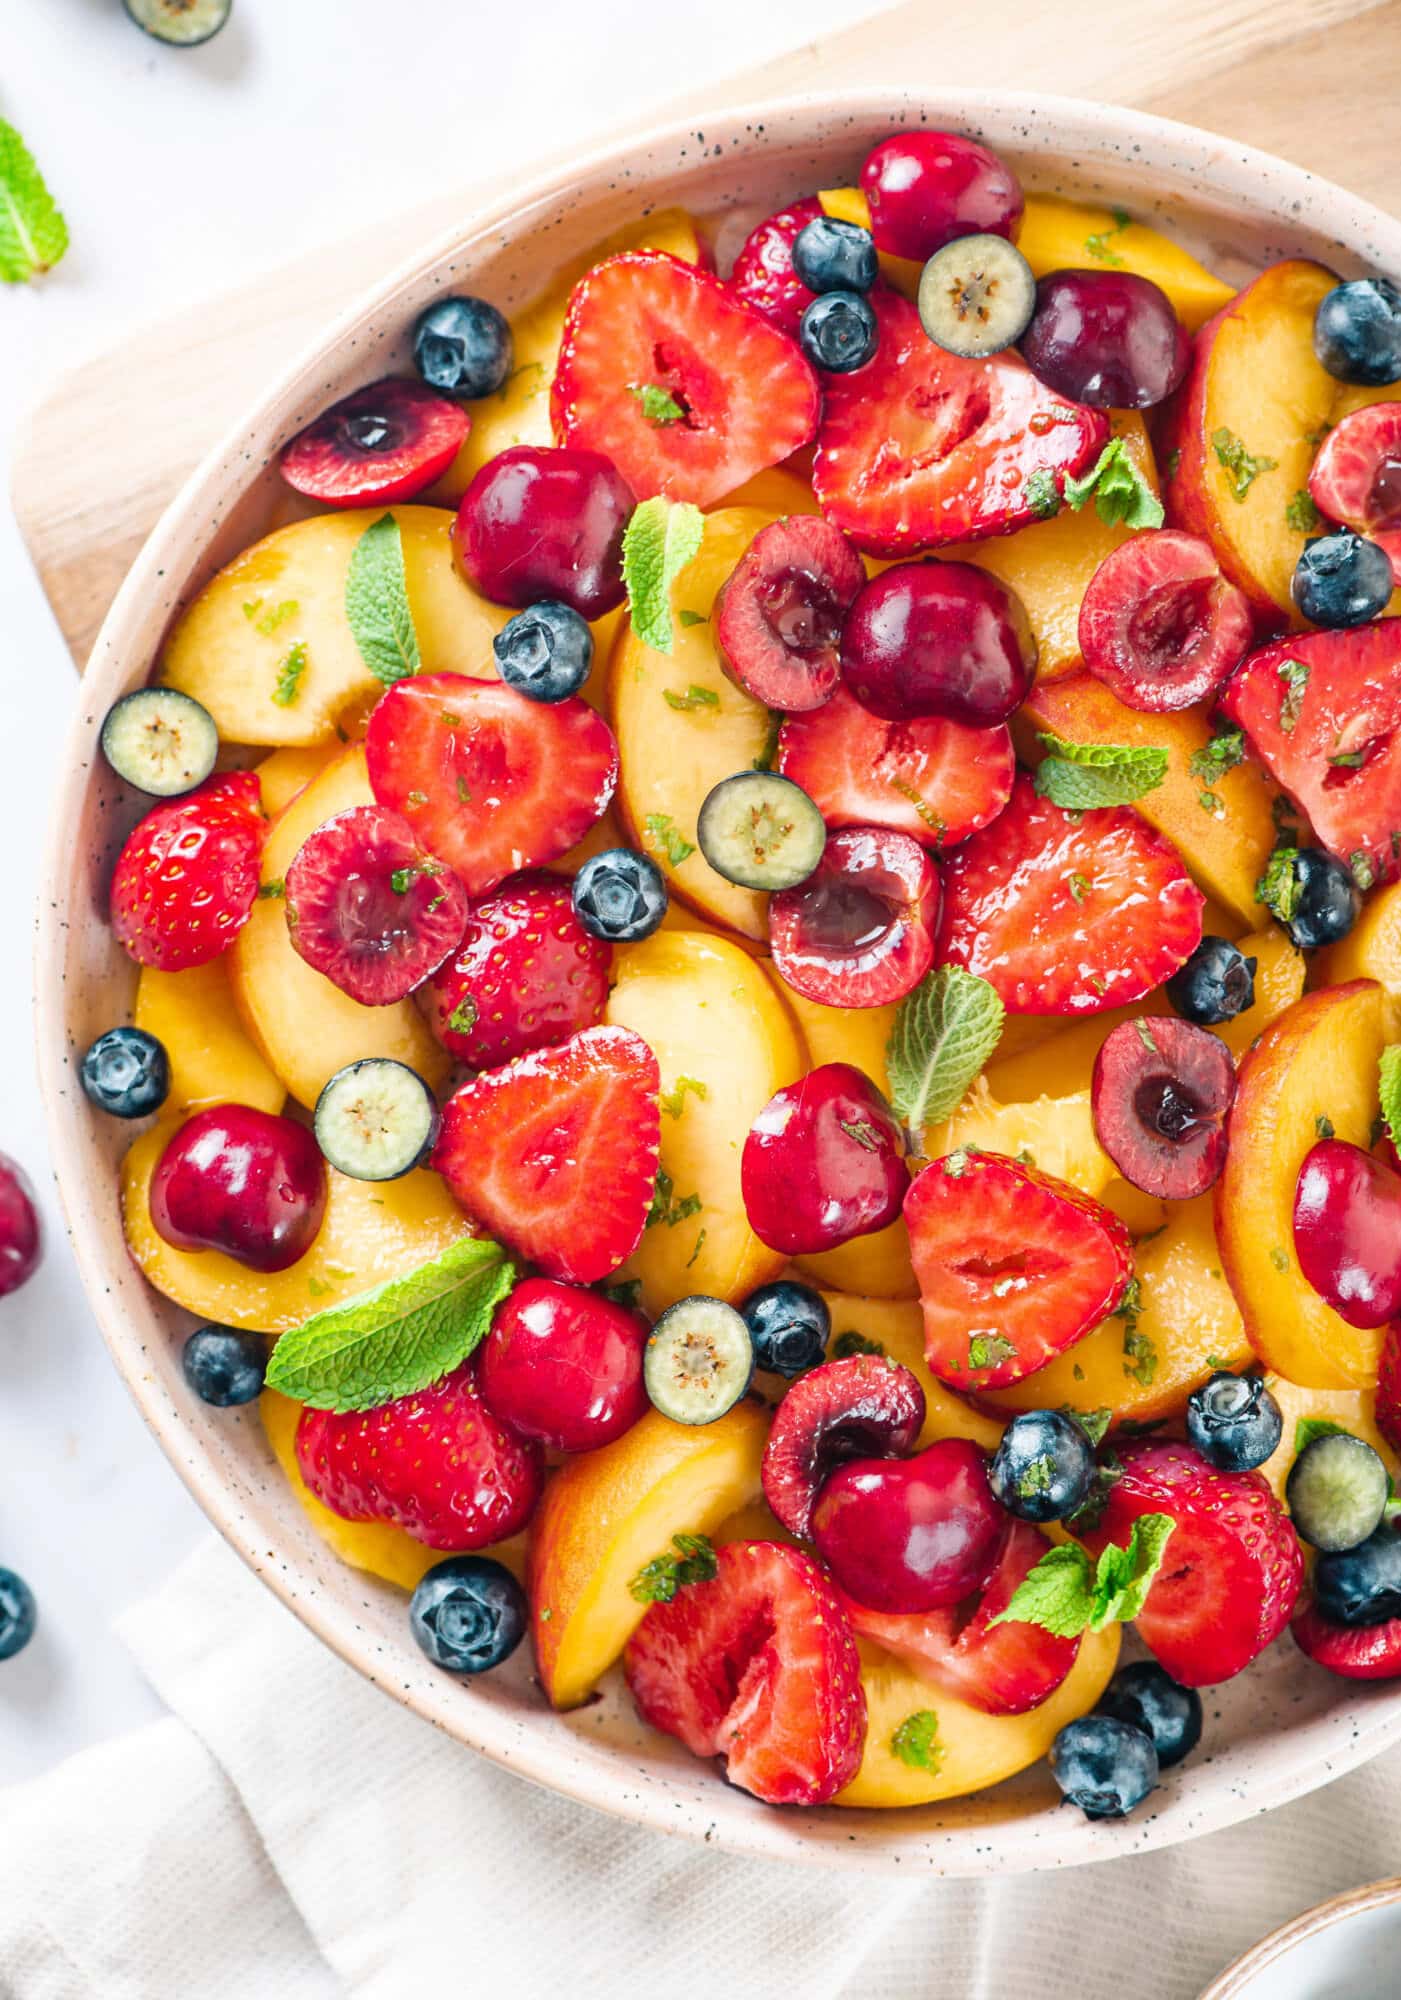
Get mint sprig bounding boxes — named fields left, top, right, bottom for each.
left=989, top=1513, right=1176, bottom=1638
left=1034, top=732, right=1168, bottom=810
left=1062, top=439, right=1164, bottom=531
left=0, top=118, right=69, bottom=284
left=344, top=512, right=421, bottom=685
left=623, top=498, right=705, bottom=654
left=886, top=967, right=1004, bottom=1134
left=265, top=1236, right=517, bottom=1412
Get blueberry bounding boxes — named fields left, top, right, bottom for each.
left=741, top=1280, right=830, bottom=1379
left=0, top=1567, right=36, bottom=1661
left=1287, top=1430, right=1390, bottom=1551
left=1165, top=936, right=1257, bottom=1027
left=492, top=601, right=593, bottom=703
left=182, top=1326, right=268, bottom=1407
left=412, top=295, right=513, bottom=399
left=1314, top=1520, right=1401, bottom=1626
left=1292, top=530, right=1395, bottom=628
left=1097, top=1661, right=1203, bottom=1768
left=410, top=1555, right=527, bottom=1673
left=1286, top=848, right=1362, bottom=951
left=80, top=1026, right=169, bottom=1119
left=1185, top=1370, right=1282, bottom=1473
left=799, top=291, right=879, bottom=373
left=1315, top=278, right=1401, bottom=387
left=791, top=217, right=878, bottom=296
left=988, top=1409, right=1097, bottom=1524
left=572, top=848, right=668, bottom=942
left=1049, top=1714, right=1159, bottom=1819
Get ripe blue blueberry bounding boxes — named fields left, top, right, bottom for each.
left=1286, top=848, right=1362, bottom=951
left=572, top=848, right=668, bottom=942
left=741, top=1280, right=830, bottom=1379
left=0, top=1567, right=36, bottom=1661
left=80, top=1026, right=170, bottom=1119
left=988, top=1408, right=1097, bottom=1524
left=1314, top=278, right=1401, bottom=387
left=1050, top=1714, right=1159, bottom=1819
left=1292, top=530, right=1395, bottom=628
left=492, top=601, right=594, bottom=703
left=1185, top=1369, right=1282, bottom=1473
left=1314, top=1520, right=1401, bottom=1626
left=799, top=291, right=879, bottom=374
left=412, top=295, right=513, bottom=399
left=410, top=1555, right=527, bottom=1673
left=1165, top=936, right=1256, bottom=1027
left=1096, top=1661, right=1203, bottom=1768
left=791, top=217, right=878, bottom=296
left=182, top=1326, right=268, bottom=1407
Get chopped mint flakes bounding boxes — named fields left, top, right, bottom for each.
left=1212, top=426, right=1277, bottom=501
left=630, top=1533, right=717, bottom=1605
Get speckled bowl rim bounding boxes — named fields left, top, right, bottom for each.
left=1198, top=1874, right=1401, bottom=1996
left=35, top=87, right=1401, bottom=1875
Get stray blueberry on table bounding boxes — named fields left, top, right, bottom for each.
left=0, top=1567, right=36, bottom=1661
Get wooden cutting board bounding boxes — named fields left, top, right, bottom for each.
left=14, top=0, right=1401, bottom=667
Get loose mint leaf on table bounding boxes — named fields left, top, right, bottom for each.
left=989, top=1512, right=1176, bottom=1637
left=622, top=497, right=705, bottom=655
left=885, top=966, right=1004, bottom=1133
left=1062, top=439, right=1164, bottom=531
left=345, top=512, right=421, bottom=684
left=0, top=118, right=69, bottom=284
left=265, top=1235, right=517, bottom=1412
left=1034, top=733, right=1169, bottom=810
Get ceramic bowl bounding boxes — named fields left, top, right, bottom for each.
left=1199, top=1876, right=1401, bottom=1997
left=36, top=89, right=1401, bottom=1874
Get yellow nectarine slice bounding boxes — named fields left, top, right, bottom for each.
left=528, top=1402, right=768, bottom=1708
left=1320, top=879, right=1401, bottom=994
left=160, top=507, right=508, bottom=747
left=1016, top=196, right=1235, bottom=330
left=609, top=507, right=783, bottom=941
left=1258, top=1376, right=1401, bottom=1508
left=817, top=1289, right=1004, bottom=1454
left=254, top=743, right=339, bottom=816
left=603, top=930, right=803, bottom=1313
left=927, top=1076, right=1116, bottom=1197
left=122, top=1119, right=470, bottom=1331
left=134, top=960, right=284, bottom=1118
left=229, top=747, right=450, bottom=1108
left=1217, top=981, right=1391, bottom=1389
left=834, top=1625, right=1120, bottom=1808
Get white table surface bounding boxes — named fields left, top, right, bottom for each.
left=0, top=0, right=873, bottom=1786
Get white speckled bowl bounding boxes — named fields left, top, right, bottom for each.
left=36, top=91, right=1401, bottom=1874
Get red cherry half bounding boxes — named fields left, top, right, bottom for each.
left=280, top=378, right=468, bottom=508
left=761, top=1353, right=926, bottom=1537
left=1078, top=530, right=1254, bottom=713
left=714, top=514, right=865, bottom=713
left=284, top=805, right=467, bottom=1006
left=768, top=826, right=939, bottom=1008
left=1091, top=1015, right=1235, bottom=1200
left=1309, top=401, right=1401, bottom=534
left=150, top=1106, right=327, bottom=1273
left=1293, top=1138, right=1401, bottom=1329
left=0, top=1154, right=41, bottom=1298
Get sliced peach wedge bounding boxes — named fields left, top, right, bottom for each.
left=1218, top=980, right=1394, bottom=1389
left=133, top=959, right=284, bottom=1119
left=814, top=1290, right=1004, bottom=1454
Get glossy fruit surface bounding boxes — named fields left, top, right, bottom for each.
left=1165, top=936, right=1257, bottom=1026
left=1021, top=270, right=1190, bottom=408
left=412, top=296, right=513, bottom=400
left=1313, top=1519, right=1401, bottom=1625
left=280, top=378, right=469, bottom=508
left=80, top=1025, right=170, bottom=1119
left=423, top=871, right=610, bottom=1070
left=988, top=1409, right=1097, bottom=1523
left=1292, top=1595, right=1401, bottom=1678
left=1287, top=1430, right=1390, bottom=1552
left=491, top=601, right=593, bottom=704
left=1309, top=400, right=1401, bottom=532
left=841, top=560, right=1035, bottom=728
left=1050, top=1715, right=1158, bottom=1819
left=181, top=1325, right=268, bottom=1407
left=1185, top=1370, right=1283, bottom=1473
left=810, top=1438, right=1005, bottom=1614
left=713, top=514, right=864, bottom=713
left=768, top=826, right=939, bottom=1009
left=571, top=849, right=667, bottom=943
left=799, top=290, right=879, bottom=373
left=728, top=196, right=824, bottom=336
left=1090, top=1014, right=1235, bottom=1200
left=741, top=1280, right=830, bottom=1379
left=0, top=1569, right=36, bottom=1662
left=1293, top=1138, right=1401, bottom=1329
left=1286, top=849, right=1363, bottom=951
left=1078, top=530, right=1252, bottom=712
left=1293, top=529, right=1395, bottom=627
left=793, top=216, right=877, bottom=295
left=623, top=1539, right=866, bottom=1806
left=1096, top=1661, right=1202, bottom=1768
left=0, top=1155, right=41, bottom=1298
left=110, top=772, right=265, bottom=972
left=1314, top=277, right=1401, bottom=385
left=741, top=1062, right=907, bottom=1256
left=453, top=443, right=634, bottom=617
left=761, top=1352, right=925, bottom=1537
left=150, top=1106, right=327, bottom=1273
left=479, top=1277, right=647, bottom=1452
left=410, top=1556, right=528, bottom=1673
left=859, top=131, right=1023, bottom=261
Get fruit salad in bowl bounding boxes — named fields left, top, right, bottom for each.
left=39, top=91, right=1401, bottom=1869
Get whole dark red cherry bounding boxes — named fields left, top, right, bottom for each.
left=1293, top=1138, right=1401, bottom=1329
left=478, top=1276, right=649, bottom=1452
left=1020, top=269, right=1190, bottom=409
left=0, top=1154, right=41, bottom=1298
left=741, top=1061, right=907, bottom=1256
left=453, top=444, right=635, bottom=618
left=810, top=1437, right=1006, bottom=1613
left=860, top=131, right=1023, bottom=262
left=840, top=561, right=1035, bottom=728
left=150, top=1106, right=328, bottom=1273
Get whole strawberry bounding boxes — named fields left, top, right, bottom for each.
left=424, top=871, right=611, bottom=1069
left=110, top=771, right=265, bottom=971
left=295, top=1358, right=542, bottom=1551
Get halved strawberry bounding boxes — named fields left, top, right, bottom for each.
left=279, top=378, right=469, bottom=509
left=1293, top=1596, right=1401, bottom=1679
left=727, top=196, right=824, bottom=337
left=904, top=1150, right=1134, bottom=1391
left=550, top=251, right=820, bottom=507
left=284, top=804, right=467, bottom=1005
left=431, top=1024, right=660, bottom=1284
left=1308, top=401, right=1401, bottom=534
left=761, top=1354, right=926, bottom=1538
left=937, top=771, right=1204, bottom=1014
left=1377, top=1321, right=1401, bottom=1457
left=1218, top=622, right=1401, bottom=886
left=110, top=771, right=265, bottom=972
left=623, top=1539, right=866, bottom=1806
left=776, top=685, right=1014, bottom=849
left=1081, top=1439, right=1304, bottom=1686
left=837, top=1518, right=1081, bottom=1715
left=365, top=672, right=618, bottom=899
left=812, top=290, right=1109, bottom=556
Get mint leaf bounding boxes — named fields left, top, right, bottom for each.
left=969, top=1331, right=1018, bottom=1370
left=1089, top=1513, right=1176, bottom=1626
left=991, top=1513, right=1175, bottom=1636
left=1295, top=1415, right=1351, bottom=1456
left=890, top=1709, right=942, bottom=1773
left=1380, top=1046, right=1401, bottom=1145
left=0, top=118, right=69, bottom=284
left=1212, top=426, right=1277, bottom=501
left=623, top=498, right=705, bottom=654
left=1023, top=469, right=1062, bottom=519
left=659, top=1074, right=709, bottom=1119
left=1085, top=210, right=1131, bottom=266
left=1276, top=658, right=1310, bottom=734
left=630, top=1533, right=717, bottom=1605
left=1062, top=440, right=1164, bottom=531
left=1257, top=846, right=1301, bottom=925
left=627, top=383, right=686, bottom=426
left=662, top=684, right=720, bottom=713
left=1034, top=732, right=1168, bottom=810
left=1063, top=1406, right=1113, bottom=1447
left=265, top=1236, right=517, bottom=1411
left=345, top=512, right=421, bottom=685
left=271, top=641, right=308, bottom=708
left=886, top=967, right=1004, bottom=1134
left=1189, top=725, right=1245, bottom=788
left=1287, top=490, right=1323, bottom=534
left=832, top=1330, right=884, bottom=1358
